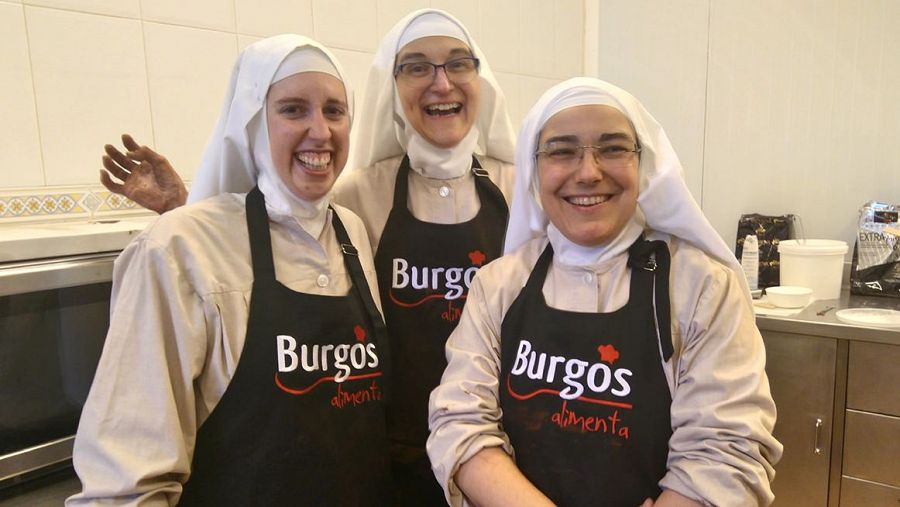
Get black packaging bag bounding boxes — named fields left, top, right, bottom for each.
left=850, top=202, right=900, bottom=298
left=734, top=214, right=794, bottom=289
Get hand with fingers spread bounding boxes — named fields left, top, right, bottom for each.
left=101, top=134, right=188, bottom=214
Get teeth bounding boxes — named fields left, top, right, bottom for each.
left=566, top=195, right=610, bottom=206
left=425, top=102, right=462, bottom=113
left=295, top=152, right=331, bottom=168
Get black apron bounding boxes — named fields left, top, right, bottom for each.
left=499, top=238, right=675, bottom=507
left=179, top=187, right=390, bottom=506
left=374, top=156, right=508, bottom=505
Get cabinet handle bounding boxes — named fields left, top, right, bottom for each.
left=814, top=418, right=823, bottom=455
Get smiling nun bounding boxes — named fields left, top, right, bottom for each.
left=68, top=35, right=391, bottom=505
left=332, top=9, right=517, bottom=504
left=427, top=78, right=782, bottom=507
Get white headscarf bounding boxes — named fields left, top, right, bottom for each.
left=187, top=34, right=353, bottom=236
left=352, top=9, right=515, bottom=178
left=505, top=77, right=742, bottom=279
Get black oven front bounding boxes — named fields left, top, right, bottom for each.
left=0, top=253, right=115, bottom=488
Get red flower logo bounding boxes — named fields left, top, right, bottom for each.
left=597, top=344, right=620, bottom=365
left=468, top=250, right=487, bottom=266
left=354, top=325, right=367, bottom=342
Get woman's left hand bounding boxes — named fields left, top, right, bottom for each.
left=100, top=134, right=188, bottom=214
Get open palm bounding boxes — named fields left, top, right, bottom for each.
left=100, top=134, right=188, bottom=214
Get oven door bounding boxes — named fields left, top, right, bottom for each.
left=0, top=253, right=116, bottom=484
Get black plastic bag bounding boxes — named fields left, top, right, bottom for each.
left=735, top=214, right=794, bottom=289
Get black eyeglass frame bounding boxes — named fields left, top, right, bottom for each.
left=393, top=57, right=482, bottom=80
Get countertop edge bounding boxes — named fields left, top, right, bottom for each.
left=756, top=290, right=900, bottom=345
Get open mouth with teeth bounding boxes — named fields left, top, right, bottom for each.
left=565, top=194, right=613, bottom=207
left=424, top=102, right=463, bottom=116
left=295, top=151, right=332, bottom=172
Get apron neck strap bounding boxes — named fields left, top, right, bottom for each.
left=394, top=155, right=508, bottom=216
left=246, top=186, right=277, bottom=281
left=528, top=236, right=674, bottom=362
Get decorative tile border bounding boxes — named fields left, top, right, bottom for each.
left=0, top=188, right=142, bottom=222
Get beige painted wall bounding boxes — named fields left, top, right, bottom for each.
left=591, top=0, right=900, bottom=249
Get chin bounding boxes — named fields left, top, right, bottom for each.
left=426, top=131, right=467, bottom=148
left=289, top=182, right=332, bottom=202
left=563, top=225, right=621, bottom=248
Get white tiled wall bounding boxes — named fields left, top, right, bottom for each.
left=0, top=2, right=43, bottom=188
left=143, top=23, right=237, bottom=182
left=234, top=0, right=313, bottom=38
left=26, top=6, right=153, bottom=187
left=23, top=0, right=140, bottom=18
left=140, top=0, right=235, bottom=32
left=0, top=0, right=584, bottom=222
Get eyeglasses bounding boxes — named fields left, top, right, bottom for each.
left=535, top=142, right=641, bottom=167
left=393, top=57, right=481, bottom=86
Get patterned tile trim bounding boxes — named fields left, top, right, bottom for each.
left=0, top=188, right=140, bottom=221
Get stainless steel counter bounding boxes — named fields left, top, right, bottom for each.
left=756, top=290, right=900, bottom=346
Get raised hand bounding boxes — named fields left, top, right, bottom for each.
left=100, top=134, right=188, bottom=214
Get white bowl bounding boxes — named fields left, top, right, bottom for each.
left=766, top=286, right=813, bottom=308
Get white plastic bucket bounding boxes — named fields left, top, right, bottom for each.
left=778, top=239, right=848, bottom=300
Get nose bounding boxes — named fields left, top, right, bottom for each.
left=307, top=110, right=332, bottom=141
left=429, top=66, right=453, bottom=92
left=574, top=148, right=604, bottom=183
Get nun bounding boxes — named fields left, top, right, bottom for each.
left=332, top=9, right=516, bottom=504
left=68, top=35, right=390, bottom=505
left=427, top=78, right=782, bottom=507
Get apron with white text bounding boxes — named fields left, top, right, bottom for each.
left=374, top=155, right=508, bottom=505
left=179, top=187, right=390, bottom=506
left=499, top=238, right=674, bottom=507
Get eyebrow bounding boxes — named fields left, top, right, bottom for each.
left=397, top=47, right=473, bottom=64
left=542, top=132, right=635, bottom=144
left=271, top=97, right=348, bottom=108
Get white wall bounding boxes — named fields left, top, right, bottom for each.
left=591, top=0, right=900, bottom=249
left=0, top=0, right=584, bottom=222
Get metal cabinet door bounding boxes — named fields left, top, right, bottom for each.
left=763, top=331, right=837, bottom=507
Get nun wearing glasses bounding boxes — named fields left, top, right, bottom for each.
left=332, top=9, right=516, bottom=505
left=427, top=78, right=782, bottom=507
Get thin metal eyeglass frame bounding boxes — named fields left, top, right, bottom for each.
left=534, top=144, right=642, bottom=164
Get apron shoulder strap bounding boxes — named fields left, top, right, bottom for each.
left=393, top=156, right=412, bottom=209
left=523, top=243, right=554, bottom=295
left=329, top=208, right=389, bottom=346
left=471, top=155, right=510, bottom=219
left=245, top=186, right=276, bottom=281
left=628, top=238, right=674, bottom=361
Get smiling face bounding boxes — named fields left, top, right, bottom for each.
left=395, top=36, right=481, bottom=148
left=266, top=71, right=349, bottom=201
left=537, top=104, right=640, bottom=247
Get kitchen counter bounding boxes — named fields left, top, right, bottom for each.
left=755, top=290, right=900, bottom=346
left=0, top=216, right=156, bottom=263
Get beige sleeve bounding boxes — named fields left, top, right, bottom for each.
left=428, top=259, right=527, bottom=507
left=67, top=235, right=210, bottom=506
left=660, top=246, right=782, bottom=506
